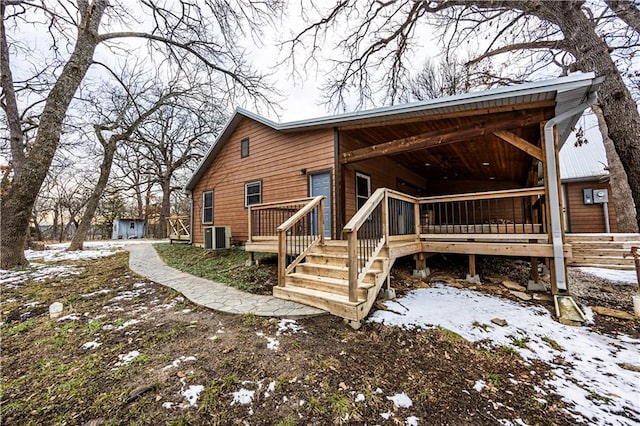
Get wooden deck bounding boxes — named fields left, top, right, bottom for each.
left=245, top=187, right=565, bottom=322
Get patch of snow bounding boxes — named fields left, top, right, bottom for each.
left=57, top=314, right=81, bottom=322
left=380, top=411, right=393, bottom=420
left=82, top=341, right=101, bottom=350
left=133, top=282, right=147, bottom=288
left=277, top=319, right=305, bottom=335
left=263, top=381, right=276, bottom=398
left=406, top=416, right=419, bottom=426
left=163, top=356, right=197, bottom=371
left=369, top=284, right=640, bottom=425
left=116, top=319, right=140, bottom=330
left=110, top=288, right=147, bottom=302
left=255, top=332, right=280, bottom=351
left=387, top=393, right=413, bottom=408
left=355, top=393, right=365, bottom=402
left=102, top=305, right=124, bottom=312
left=81, top=289, right=112, bottom=298
left=162, top=402, right=174, bottom=409
left=181, top=385, right=204, bottom=407
left=473, top=380, right=486, bottom=393
left=231, top=388, right=255, bottom=405
left=577, top=267, right=638, bottom=285
left=23, top=301, right=40, bottom=307
left=114, top=350, right=140, bottom=367
left=375, top=387, right=383, bottom=394
left=25, top=246, right=117, bottom=262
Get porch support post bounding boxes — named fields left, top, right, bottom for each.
left=541, top=91, right=597, bottom=293
left=466, top=254, right=480, bottom=284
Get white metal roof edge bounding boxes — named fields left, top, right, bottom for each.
left=272, top=72, right=598, bottom=130
left=185, top=72, right=600, bottom=190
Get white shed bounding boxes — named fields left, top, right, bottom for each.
left=112, top=218, right=146, bottom=239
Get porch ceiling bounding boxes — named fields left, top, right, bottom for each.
left=340, top=109, right=548, bottom=185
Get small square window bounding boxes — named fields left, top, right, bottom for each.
left=245, top=181, right=262, bottom=207
left=241, top=137, right=250, bottom=158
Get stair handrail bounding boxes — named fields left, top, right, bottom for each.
left=343, top=188, right=388, bottom=302
left=276, top=196, right=325, bottom=287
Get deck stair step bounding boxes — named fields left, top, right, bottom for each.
left=272, top=240, right=392, bottom=321
left=273, top=285, right=369, bottom=321
left=566, top=233, right=639, bottom=270
left=285, top=272, right=373, bottom=299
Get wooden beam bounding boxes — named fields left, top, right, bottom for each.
left=492, top=130, right=544, bottom=161
left=338, top=100, right=555, bottom=131
left=340, top=110, right=544, bottom=164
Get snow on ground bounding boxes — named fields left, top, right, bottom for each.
left=370, top=284, right=640, bottom=425
left=1, top=264, right=83, bottom=287
left=577, top=267, right=638, bottom=285
left=181, top=385, right=204, bottom=407
left=231, top=388, right=255, bottom=405
left=114, top=350, right=141, bottom=367
left=387, top=393, right=413, bottom=409
left=23, top=239, right=168, bottom=263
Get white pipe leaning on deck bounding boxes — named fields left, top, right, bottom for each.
left=543, top=91, right=597, bottom=292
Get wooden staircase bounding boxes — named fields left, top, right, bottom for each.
left=273, top=240, right=393, bottom=321
left=566, top=233, right=640, bottom=270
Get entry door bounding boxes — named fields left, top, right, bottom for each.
left=310, top=172, right=332, bottom=239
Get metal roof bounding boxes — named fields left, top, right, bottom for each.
left=185, top=72, right=602, bottom=190
left=559, top=135, right=609, bottom=181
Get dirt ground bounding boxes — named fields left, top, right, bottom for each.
left=1, top=251, right=638, bottom=425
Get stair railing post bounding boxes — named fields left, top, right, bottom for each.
left=278, top=228, right=286, bottom=287
left=382, top=190, right=389, bottom=246
left=414, top=197, right=421, bottom=241
left=248, top=206, right=253, bottom=243
left=347, top=230, right=358, bottom=302
left=318, top=196, right=325, bottom=244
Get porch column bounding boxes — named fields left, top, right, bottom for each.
left=541, top=124, right=568, bottom=293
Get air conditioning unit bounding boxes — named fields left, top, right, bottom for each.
left=204, top=226, right=231, bottom=249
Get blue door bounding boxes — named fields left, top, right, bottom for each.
left=310, top=172, right=332, bottom=239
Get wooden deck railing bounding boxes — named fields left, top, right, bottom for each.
left=343, top=188, right=388, bottom=302
left=167, top=216, right=190, bottom=241
left=277, top=196, right=325, bottom=286
left=419, top=187, right=546, bottom=236
left=248, top=197, right=315, bottom=241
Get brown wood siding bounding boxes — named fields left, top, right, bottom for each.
left=340, top=133, right=428, bottom=222
left=192, top=118, right=335, bottom=245
left=565, top=181, right=618, bottom=233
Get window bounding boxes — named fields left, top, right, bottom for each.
left=355, top=172, right=371, bottom=210
left=241, top=137, right=250, bottom=158
left=245, top=181, right=262, bottom=207
left=129, top=221, right=135, bottom=229
left=202, top=191, right=214, bottom=224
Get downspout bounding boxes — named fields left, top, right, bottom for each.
left=186, top=189, right=194, bottom=245
left=543, top=91, right=597, bottom=291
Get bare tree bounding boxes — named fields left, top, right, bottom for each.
left=405, top=56, right=474, bottom=101
left=288, top=0, right=640, bottom=230
left=1, top=0, right=281, bottom=268
left=129, top=99, right=221, bottom=238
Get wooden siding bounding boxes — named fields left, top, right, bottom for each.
left=340, top=132, right=427, bottom=223
left=192, top=118, right=335, bottom=245
left=565, top=181, right=618, bottom=233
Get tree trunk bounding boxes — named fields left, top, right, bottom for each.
left=68, top=138, right=117, bottom=251
left=530, top=1, right=640, bottom=230
left=592, top=103, right=639, bottom=233
left=160, top=176, right=172, bottom=238
left=0, top=1, right=106, bottom=268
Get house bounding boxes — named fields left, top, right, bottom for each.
left=112, top=218, right=146, bottom=239
left=185, top=73, right=602, bottom=322
left=559, top=136, right=617, bottom=233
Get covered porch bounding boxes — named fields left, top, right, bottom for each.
left=245, top=75, right=601, bottom=320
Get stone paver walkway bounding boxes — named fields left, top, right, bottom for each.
left=126, top=244, right=324, bottom=318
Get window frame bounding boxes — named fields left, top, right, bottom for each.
left=240, top=137, right=250, bottom=158
left=202, top=190, right=214, bottom=224
left=355, top=172, right=371, bottom=210
left=244, top=180, right=262, bottom=207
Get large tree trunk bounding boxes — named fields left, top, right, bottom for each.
left=68, top=138, right=117, bottom=251
left=592, top=103, right=639, bottom=233
left=0, top=1, right=106, bottom=268
left=528, top=1, right=640, bottom=230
